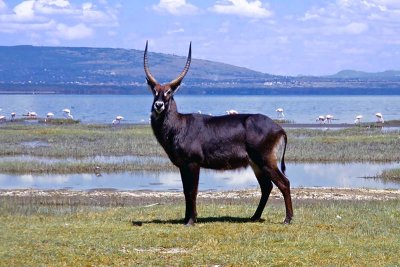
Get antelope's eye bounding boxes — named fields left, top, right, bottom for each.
left=164, top=90, right=172, bottom=96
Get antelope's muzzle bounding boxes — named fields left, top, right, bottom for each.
left=154, top=101, right=165, bottom=114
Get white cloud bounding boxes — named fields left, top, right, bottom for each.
left=54, top=23, right=93, bottom=40
left=342, top=22, right=368, bottom=34
left=167, top=27, right=184, bottom=35
left=34, top=0, right=75, bottom=15
left=210, top=0, right=272, bottom=18
left=152, top=0, right=199, bottom=15
left=0, top=0, right=119, bottom=42
left=13, top=0, right=36, bottom=20
left=0, top=0, right=7, bottom=12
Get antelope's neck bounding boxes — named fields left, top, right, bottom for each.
left=151, top=99, right=183, bottom=146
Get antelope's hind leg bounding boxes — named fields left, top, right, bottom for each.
left=250, top=163, right=274, bottom=222
left=265, top=165, right=293, bottom=224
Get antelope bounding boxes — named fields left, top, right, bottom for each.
left=144, top=41, right=293, bottom=226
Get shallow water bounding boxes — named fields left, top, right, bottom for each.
left=0, top=162, right=399, bottom=191
left=1, top=155, right=168, bottom=164
left=1, top=95, right=400, bottom=124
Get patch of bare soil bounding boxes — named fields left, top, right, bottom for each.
left=1, top=187, right=399, bottom=207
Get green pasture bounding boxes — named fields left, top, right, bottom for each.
left=1, top=198, right=399, bottom=266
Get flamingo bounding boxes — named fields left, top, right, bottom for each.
left=0, top=109, right=6, bottom=122
left=354, top=115, right=363, bottom=124
left=325, top=114, right=333, bottom=124
left=63, top=109, right=73, bottom=119
left=112, top=115, right=124, bottom=124
left=276, top=108, right=285, bottom=118
left=375, top=113, right=384, bottom=123
left=27, top=111, right=37, bottom=118
left=226, top=109, right=239, bottom=115
left=45, top=112, right=54, bottom=122
left=316, top=115, right=326, bottom=124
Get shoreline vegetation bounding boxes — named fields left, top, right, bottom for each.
left=0, top=122, right=399, bottom=176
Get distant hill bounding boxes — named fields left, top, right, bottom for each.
left=0, top=45, right=271, bottom=85
left=0, top=45, right=400, bottom=95
left=327, top=70, right=400, bottom=80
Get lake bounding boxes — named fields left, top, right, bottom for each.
left=1, top=94, right=400, bottom=124
left=0, top=162, right=399, bottom=191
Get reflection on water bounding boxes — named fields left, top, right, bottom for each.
left=1, top=155, right=168, bottom=164
left=0, top=162, right=399, bottom=191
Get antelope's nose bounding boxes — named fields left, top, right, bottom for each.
left=154, top=101, right=165, bottom=113
left=155, top=101, right=163, bottom=109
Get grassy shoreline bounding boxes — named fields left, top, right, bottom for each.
left=1, top=192, right=399, bottom=266
left=0, top=124, right=399, bottom=175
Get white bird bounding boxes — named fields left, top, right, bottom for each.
left=316, top=115, right=326, bottom=124
left=63, top=109, right=73, bottom=119
left=276, top=108, right=285, bottom=118
left=45, top=112, right=54, bottom=122
left=325, top=114, right=333, bottom=124
left=0, top=115, right=6, bottom=122
left=11, top=112, right=16, bottom=121
left=354, top=115, right=363, bottom=124
left=27, top=111, right=37, bottom=118
left=112, top=115, right=124, bottom=124
left=226, top=109, right=238, bottom=115
left=375, top=112, right=384, bottom=123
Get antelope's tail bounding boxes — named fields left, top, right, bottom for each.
left=280, top=132, right=287, bottom=174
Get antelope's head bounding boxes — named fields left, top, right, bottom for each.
left=144, top=41, right=191, bottom=115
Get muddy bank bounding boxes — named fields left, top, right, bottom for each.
left=1, top=188, right=399, bottom=207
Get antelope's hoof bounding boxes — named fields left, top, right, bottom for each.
left=283, top=217, right=292, bottom=224
left=250, top=216, right=265, bottom=223
left=184, top=218, right=196, bottom=226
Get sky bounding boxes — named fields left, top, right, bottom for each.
left=1, top=0, right=400, bottom=76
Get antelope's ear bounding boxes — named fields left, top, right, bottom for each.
left=169, top=81, right=182, bottom=94
left=146, top=78, right=156, bottom=94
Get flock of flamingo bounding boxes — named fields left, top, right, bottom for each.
left=0, top=107, right=385, bottom=125
left=313, top=112, right=384, bottom=124
left=0, top=108, right=74, bottom=122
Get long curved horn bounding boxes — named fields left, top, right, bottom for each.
left=144, top=40, right=158, bottom=87
left=169, top=42, right=191, bottom=90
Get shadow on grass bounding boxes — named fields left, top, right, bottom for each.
left=131, top=216, right=267, bottom=226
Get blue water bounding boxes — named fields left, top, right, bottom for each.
left=0, top=162, right=399, bottom=191
left=1, top=94, right=399, bottom=124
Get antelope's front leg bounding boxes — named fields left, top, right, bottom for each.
left=179, top=164, right=200, bottom=226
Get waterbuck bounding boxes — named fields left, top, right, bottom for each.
left=144, top=41, right=293, bottom=226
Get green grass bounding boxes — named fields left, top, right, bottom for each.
left=286, top=127, right=400, bottom=162
left=0, top=160, right=175, bottom=174
left=0, top=124, right=162, bottom=158
left=375, top=168, right=400, bottom=183
left=1, top=200, right=399, bottom=266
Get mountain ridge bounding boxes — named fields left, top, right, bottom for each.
left=0, top=45, right=400, bottom=95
